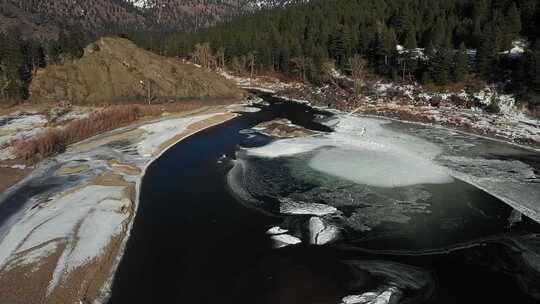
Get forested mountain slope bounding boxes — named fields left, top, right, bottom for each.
left=0, top=0, right=306, bottom=36
left=158, top=0, right=540, bottom=101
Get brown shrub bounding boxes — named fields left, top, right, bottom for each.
left=12, top=104, right=168, bottom=161
left=13, top=128, right=66, bottom=160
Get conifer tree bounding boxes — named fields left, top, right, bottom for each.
left=404, top=28, right=417, bottom=50
left=476, top=25, right=497, bottom=77
left=453, top=42, right=468, bottom=82
left=506, top=2, right=522, bottom=37
left=3, top=28, right=24, bottom=99
left=529, top=38, right=540, bottom=95
left=432, top=41, right=452, bottom=85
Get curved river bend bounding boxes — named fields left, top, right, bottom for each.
left=109, top=94, right=540, bottom=304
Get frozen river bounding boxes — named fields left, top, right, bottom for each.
left=109, top=93, right=540, bottom=304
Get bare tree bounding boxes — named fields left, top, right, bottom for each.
left=191, top=42, right=215, bottom=69
left=215, top=47, right=226, bottom=70
left=247, top=52, right=256, bottom=82
left=140, top=80, right=155, bottom=105
left=231, top=56, right=244, bottom=74
left=291, top=56, right=311, bottom=83
left=321, top=59, right=336, bottom=83
left=348, top=54, right=368, bottom=94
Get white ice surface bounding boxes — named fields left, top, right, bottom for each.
left=247, top=115, right=453, bottom=187
left=266, top=226, right=289, bottom=235
left=341, top=286, right=399, bottom=304
left=280, top=198, right=338, bottom=216
left=308, top=217, right=339, bottom=245
left=270, top=234, right=302, bottom=248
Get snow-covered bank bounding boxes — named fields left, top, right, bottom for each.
left=224, top=70, right=540, bottom=149
left=0, top=108, right=237, bottom=304
left=0, top=108, right=92, bottom=162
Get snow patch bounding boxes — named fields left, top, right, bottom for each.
left=137, top=114, right=218, bottom=156
left=0, top=185, right=128, bottom=294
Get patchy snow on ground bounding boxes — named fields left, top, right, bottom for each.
left=0, top=113, right=49, bottom=160
left=0, top=114, right=47, bottom=131
left=502, top=39, right=528, bottom=58
left=220, top=70, right=302, bottom=93
left=0, top=185, right=127, bottom=294
left=357, top=100, right=540, bottom=147
left=137, top=114, right=218, bottom=156
left=0, top=109, right=235, bottom=302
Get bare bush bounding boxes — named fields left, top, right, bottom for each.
left=12, top=104, right=164, bottom=161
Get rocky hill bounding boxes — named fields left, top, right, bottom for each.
left=29, top=37, right=245, bottom=104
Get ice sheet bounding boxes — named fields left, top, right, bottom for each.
left=247, top=115, right=453, bottom=187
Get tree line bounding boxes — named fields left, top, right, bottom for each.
left=136, top=0, right=540, bottom=102
left=0, top=27, right=88, bottom=102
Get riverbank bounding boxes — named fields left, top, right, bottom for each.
left=0, top=104, right=239, bottom=304
left=223, top=72, right=540, bottom=149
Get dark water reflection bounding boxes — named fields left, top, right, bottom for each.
left=109, top=95, right=540, bottom=304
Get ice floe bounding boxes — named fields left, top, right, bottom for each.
left=270, top=234, right=302, bottom=248
left=279, top=198, right=338, bottom=216
left=266, top=226, right=289, bottom=235
left=308, top=216, right=340, bottom=245
left=341, top=286, right=400, bottom=304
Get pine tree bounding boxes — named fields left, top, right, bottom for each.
left=432, top=40, right=452, bottom=85
left=47, top=40, right=61, bottom=64
left=506, top=2, right=522, bottom=37
left=3, top=28, right=24, bottom=99
left=453, top=42, right=468, bottom=82
left=373, top=26, right=397, bottom=75
left=404, top=28, right=417, bottom=50
left=329, top=30, right=346, bottom=67
left=476, top=26, right=498, bottom=77
left=402, top=29, right=419, bottom=81
left=529, top=38, right=540, bottom=94
left=279, top=48, right=291, bottom=75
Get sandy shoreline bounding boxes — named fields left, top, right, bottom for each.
left=0, top=105, right=238, bottom=304
left=96, top=111, right=238, bottom=304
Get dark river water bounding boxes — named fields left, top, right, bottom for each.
left=108, top=94, right=540, bottom=304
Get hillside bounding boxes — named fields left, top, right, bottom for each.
left=0, top=0, right=304, bottom=36
left=0, top=2, right=60, bottom=39
left=29, top=37, right=245, bottom=104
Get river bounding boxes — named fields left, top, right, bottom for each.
left=108, top=93, right=540, bottom=304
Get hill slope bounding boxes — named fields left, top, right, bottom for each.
left=29, top=37, right=244, bottom=104
left=0, top=0, right=306, bottom=36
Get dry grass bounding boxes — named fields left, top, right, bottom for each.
left=11, top=103, right=204, bottom=161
